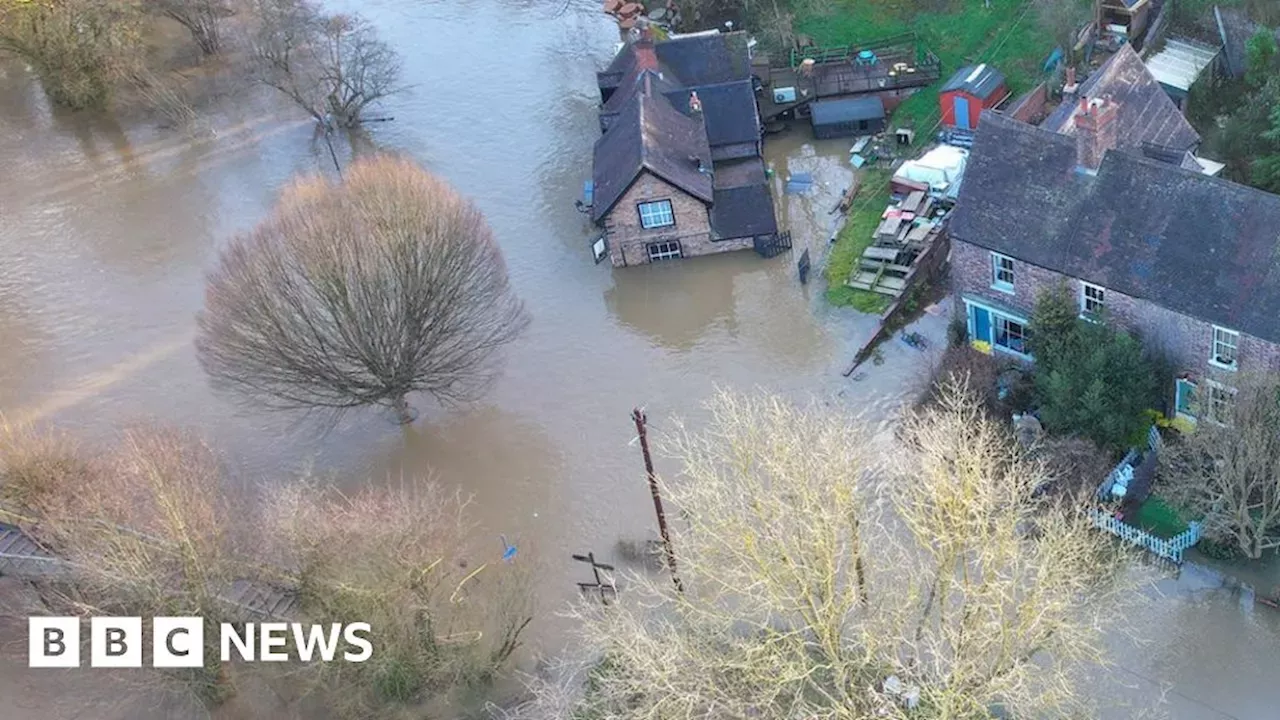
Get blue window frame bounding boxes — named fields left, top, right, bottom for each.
left=966, top=299, right=1031, bottom=359
left=1175, top=378, right=1196, bottom=420
left=637, top=200, right=675, bottom=229
left=990, top=252, right=1014, bottom=293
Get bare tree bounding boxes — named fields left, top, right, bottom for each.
left=1164, top=372, right=1280, bottom=558
left=0, top=0, right=144, bottom=109
left=262, top=477, right=532, bottom=717
left=196, top=155, right=528, bottom=423
left=144, top=0, right=230, bottom=56
left=523, top=380, right=1140, bottom=719
left=251, top=0, right=402, bottom=128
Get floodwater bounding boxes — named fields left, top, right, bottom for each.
left=0, top=0, right=1276, bottom=717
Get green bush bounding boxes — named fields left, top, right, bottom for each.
left=1029, top=285, right=1159, bottom=452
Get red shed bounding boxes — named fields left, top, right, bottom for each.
left=939, top=64, right=1009, bottom=131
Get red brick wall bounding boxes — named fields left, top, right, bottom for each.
left=603, top=172, right=714, bottom=267
left=951, top=239, right=1280, bottom=388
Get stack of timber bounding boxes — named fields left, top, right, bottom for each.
left=847, top=188, right=948, bottom=297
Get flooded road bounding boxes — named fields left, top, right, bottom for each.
left=0, top=0, right=1278, bottom=717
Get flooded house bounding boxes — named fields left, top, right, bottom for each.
left=952, top=101, right=1280, bottom=423
left=588, top=30, right=784, bottom=266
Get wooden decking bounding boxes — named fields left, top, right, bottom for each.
left=0, top=524, right=65, bottom=578
left=756, top=40, right=941, bottom=124
left=0, top=521, right=300, bottom=620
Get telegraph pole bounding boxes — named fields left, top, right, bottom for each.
left=632, top=408, right=683, bottom=593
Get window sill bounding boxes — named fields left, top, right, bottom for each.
left=1208, top=359, right=1238, bottom=372
left=1174, top=412, right=1198, bottom=424
left=1079, top=313, right=1102, bottom=323
left=989, top=283, right=1015, bottom=295
left=992, top=344, right=1032, bottom=361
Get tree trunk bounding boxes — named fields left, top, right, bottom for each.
left=392, top=395, right=415, bottom=425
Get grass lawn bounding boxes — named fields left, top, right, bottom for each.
left=823, top=169, right=893, bottom=313
left=1132, top=495, right=1190, bottom=539
left=799, top=0, right=1087, bottom=309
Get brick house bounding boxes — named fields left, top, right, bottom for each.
left=590, top=31, right=780, bottom=266
left=951, top=105, right=1280, bottom=424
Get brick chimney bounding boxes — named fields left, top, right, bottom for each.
left=1074, top=96, right=1119, bottom=171
left=1062, top=66, right=1078, bottom=99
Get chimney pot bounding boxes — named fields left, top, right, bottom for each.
left=1066, top=66, right=1076, bottom=86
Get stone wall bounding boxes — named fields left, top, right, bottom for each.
left=951, top=239, right=1280, bottom=390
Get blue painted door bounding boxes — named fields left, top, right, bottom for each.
left=954, top=96, right=971, bottom=130
left=971, top=305, right=990, bottom=344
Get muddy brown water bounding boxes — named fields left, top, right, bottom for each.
left=0, top=1, right=1277, bottom=717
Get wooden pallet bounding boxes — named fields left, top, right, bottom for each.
left=848, top=269, right=908, bottom=296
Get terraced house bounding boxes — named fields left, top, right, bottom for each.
left=952, top=92, right=1280, bottom=425
left=590, top=30, right=781, bottom=266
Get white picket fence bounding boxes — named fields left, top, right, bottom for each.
left=1089, top=510, right=1202, bottom=563
left=1091, top=425, right=1201, bottom=563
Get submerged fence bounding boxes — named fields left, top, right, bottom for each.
left=1089, top=511, right=1202, bottom=564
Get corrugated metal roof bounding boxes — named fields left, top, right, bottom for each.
left=1145, top=39, right=1219, bottom=92
left=810, top=96, right=885, bottom=125
left=940, top=63, right=1006, bottom=99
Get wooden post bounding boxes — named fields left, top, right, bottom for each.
left=632, top=408, right=683, bottom=593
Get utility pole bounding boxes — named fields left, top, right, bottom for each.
left=632, top=408, right=683, bottom=593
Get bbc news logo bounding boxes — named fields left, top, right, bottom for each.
left=29, top=617, right=372, bottom=668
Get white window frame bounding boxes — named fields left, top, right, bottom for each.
left=990, top=252, right=1015, bottom=294
left=1209, top=325, right=1239, bottom=371
left=992, top=314, right=1030, bottom=357
left=647, top=240, right=682, bottom=261
left=637, top=200, right=675, bottom=229
left=1080, top=282, right=1105, bottom=320
left=1203, top=379, right=1236, bottom=426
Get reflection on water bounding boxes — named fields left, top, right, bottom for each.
left=0, top=0, right=1278, bottom=717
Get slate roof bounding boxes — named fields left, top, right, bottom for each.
left=664, top=80, right=760, bottom=147
left=709, top=158, right=777, bottom=239
left=655, top=31, right=752, bottom=86
left=1041, top=44, right=1200, bottom=153
left=941, top=64, right=1007, bottom=100
left=810, top=95, right=885, bottom=125
left=953, top=111, right=1280, bottom=344
left=591, top=80, right=713, bottom=223
left=599, top=31, right=753, bottom=92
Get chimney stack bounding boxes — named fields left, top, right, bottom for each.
left=1073, top=96, right=1119, bottom=171
left=1062, top=66, right=1078, bottom=99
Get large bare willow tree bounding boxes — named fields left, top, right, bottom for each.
left=513, top=380, right=1141, bottom=719
left=196, top=155, right=528, bottom=423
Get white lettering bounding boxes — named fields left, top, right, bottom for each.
left=291, top=623, right=342, bottom=662
left=343, top=623, right=372, bottom=662
left=259, top=623, right=289, bottom=661
left=220, top=623, right=254, bottom=662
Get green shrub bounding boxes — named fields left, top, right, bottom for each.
left=1033, top=317, right=1158, bottom=453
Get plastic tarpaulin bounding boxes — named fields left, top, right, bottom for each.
left=893, top=145, right=968, bottom=196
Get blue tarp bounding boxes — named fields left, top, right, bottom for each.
left=784, top=172, right=814, bottom=195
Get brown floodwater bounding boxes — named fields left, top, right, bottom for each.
left=0, top=0, right=1278, bottom=717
